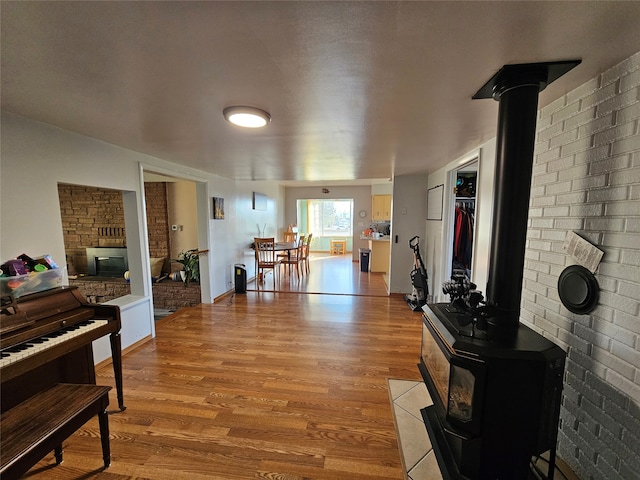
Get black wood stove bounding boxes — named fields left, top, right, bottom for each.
left=419, top=61, right=581, bottom=480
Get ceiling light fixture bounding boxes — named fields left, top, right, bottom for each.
left=223, top=106, right=271, bottom=128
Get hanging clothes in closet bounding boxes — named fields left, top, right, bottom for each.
left=453, top=200, right=475, bottom=274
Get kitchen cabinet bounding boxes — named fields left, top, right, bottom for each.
left=368, top=238, right=390, bottom=273
left=372, top=195, right=392, bottom=220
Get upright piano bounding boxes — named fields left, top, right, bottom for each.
left=1, top=286, right=125, bottom=413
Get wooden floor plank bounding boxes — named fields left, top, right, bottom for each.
left=24, top=254, right=424, bottom=479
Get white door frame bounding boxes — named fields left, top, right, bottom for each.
left=438, top=151, right=481, bottom=295
left=140, top=164, right=212, bottom=306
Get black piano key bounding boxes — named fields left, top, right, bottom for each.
left=5, top=345, right=31, bottom=352
left=44, top=331, right=65, bottom=338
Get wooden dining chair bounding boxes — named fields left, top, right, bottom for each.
left=283, top=224, right=298, bottom=243
left=301, top=233, right=312, bottom=273
left=278, top=234, right=303, bottom=264
left=280, top=237, right=305, bottom=278
left=283, top=231, right=297, bottom=243
left=254, top=237, right=281, bottom=289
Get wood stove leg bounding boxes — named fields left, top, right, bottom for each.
left=548, top=446, right=557, bottom=480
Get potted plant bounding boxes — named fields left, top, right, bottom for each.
left=175, top=249, right=207, bottom=285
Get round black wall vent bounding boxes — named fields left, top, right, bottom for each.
left=558, top=265, right=599, bottom=315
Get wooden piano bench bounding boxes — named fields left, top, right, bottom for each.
left=0, top=383, right=112, bottom=480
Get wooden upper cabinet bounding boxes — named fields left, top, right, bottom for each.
left=372, top=195, right=391, bottom=220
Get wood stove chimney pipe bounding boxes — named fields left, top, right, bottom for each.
left=473, top=60, right=581, bottom=333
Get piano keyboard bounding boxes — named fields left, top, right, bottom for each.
left=0, top=319, right=108, bottom=368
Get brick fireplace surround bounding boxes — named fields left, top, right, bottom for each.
left=60, top=182, right=201, bottom=310
left=68, top=276, right=201, bottom=311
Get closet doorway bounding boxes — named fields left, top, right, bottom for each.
left=447, top=160, right=478, bottom=282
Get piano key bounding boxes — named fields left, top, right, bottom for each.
left=0, top=319, right=108, bottom=368
left=0, top=287, right=125, bottom=411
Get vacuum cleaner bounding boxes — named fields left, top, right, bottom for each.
left=405, top=235, right=429, bottom=311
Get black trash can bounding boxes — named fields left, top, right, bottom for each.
left=234, top=263, right=246, bottom=293
left=359, top=248, right=371, bottom=273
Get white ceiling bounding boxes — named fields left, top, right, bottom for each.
left=2, top=1, right=639, bottom=185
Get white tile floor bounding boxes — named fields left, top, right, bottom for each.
left=388, top=379, right=444, bottom=480
left=389, top=380, right=576, bottom=480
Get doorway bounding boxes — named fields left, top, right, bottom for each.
left=443, top=158, right=478, bottom=287
left=451, top=167, right=477, bottom=279
left=142, top=170, right=208, bottom=316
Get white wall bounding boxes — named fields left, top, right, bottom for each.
left=167, top=181, right=198, bottom=257
left=388, top=173, right=429, bottom=294
left=1, top=114, right=144, bottom=266
left=372, top=182, right=393, bottom=195
left=424, top=140, right=496, bottom=302
left=284, top=185, right=373, bottom=262
left=233, top=180, right=285, bottom=281
left=1, top=112, right=281, bottom=351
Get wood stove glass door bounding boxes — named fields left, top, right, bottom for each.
left=447, top=354, right=486, bottom=436
left=421, top=319, right=450, bottom=408
left=448, top=364, right=475, bottom=422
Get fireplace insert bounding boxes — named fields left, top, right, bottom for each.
left=86, top=247, right=129, bottom=277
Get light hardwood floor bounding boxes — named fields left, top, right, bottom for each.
left=247, top=252, right=389, bottom=296
left=25, top=254, right=425, bottom=479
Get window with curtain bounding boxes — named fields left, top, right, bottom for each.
left=297, top=199, right=353, bottom=237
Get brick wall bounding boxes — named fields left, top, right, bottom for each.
left=58, top=184, right=126, bottom=273
left=525, top=52, right=640, bottom=480
left=70, top=278, right=131, bottom=303
left=59, top=183, right=171, bottom=272
left=61, top=182, right=186, bottom=309
left=152, top=280, right=201, bottom=310
left=70, top=278, right=201, bottom=310
left=144, top=182, right=171, bottom=258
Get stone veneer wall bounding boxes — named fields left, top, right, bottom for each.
left=58, top=184, right=126, bottom=273
left=523, top=52, right=640, bottom=480
left=61, top=182, right=192, bottom=309
left=70, top=278, right=201, bottom=310
left=59, top=182, right=171, bottom=273
left=144, top=182, right=171, bottom=259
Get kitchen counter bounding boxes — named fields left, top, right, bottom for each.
left=360, top=235, right=390, bottom=242
left=365, top=238, right=390, bottom=273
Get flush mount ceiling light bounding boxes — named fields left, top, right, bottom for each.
left=223, top=106, right=271, bottom=128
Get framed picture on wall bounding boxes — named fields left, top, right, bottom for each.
left=427, top=185, right=443, bottom=221
left=213, top=197, right=225, bottom=219
left=253, top=192, right=267, bottom=211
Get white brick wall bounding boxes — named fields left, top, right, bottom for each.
left=525, top=51, right=640, bottom=480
